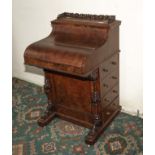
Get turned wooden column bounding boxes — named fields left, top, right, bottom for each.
left=38, top=72, right=55, bottom=127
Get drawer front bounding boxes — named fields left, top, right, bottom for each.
left=101, top=54, right=119, bottom=79
left=102, top=84, right=119, bottom=107
left=102, top=96, right=120, bottom=120
left=113, top=96, right=119, bottom=106
left=101, top=69, right=119, bottom=97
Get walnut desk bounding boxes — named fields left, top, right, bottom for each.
left=24, top=12, right=121, bottom=145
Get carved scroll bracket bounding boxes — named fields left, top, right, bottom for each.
left=38, top=77, right=55, bottom=127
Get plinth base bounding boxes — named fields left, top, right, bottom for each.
left=38, top=112, right=56, bottom=127
left=85, top=105, right=121, bottom=145
left=37, top=104, right=121, bottom=145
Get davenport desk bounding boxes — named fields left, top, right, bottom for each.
left=24, top=12, right=121, bottom=144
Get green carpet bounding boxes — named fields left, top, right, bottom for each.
left=12, top=78, right=143, bottom=155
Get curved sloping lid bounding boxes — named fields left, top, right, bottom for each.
left=24, top=36, right=91, bottom=75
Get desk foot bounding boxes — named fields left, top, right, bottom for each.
left=37, top=104, right=55, bottom=127
left=85, top=107, right=121, bottom=145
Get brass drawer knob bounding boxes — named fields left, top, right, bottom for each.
left=112, top=76, right=117, bottom=79
left=102, top=68, right=108, bottom=72
left=112, top=90, right=117, bottom=93
left=103, top=83, right=108, bottom=88
left=104, top=98, right=110, bottom=102
left=111, top=61, right=117, bottom=65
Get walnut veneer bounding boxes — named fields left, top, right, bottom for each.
left=24, top=12, right=121, bottom=145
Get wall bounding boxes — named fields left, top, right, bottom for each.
left=12, top=0, right=143, bottom=115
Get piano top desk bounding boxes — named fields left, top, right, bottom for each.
left=24, top=12, right=121, bottom=145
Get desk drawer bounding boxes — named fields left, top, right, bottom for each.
left=101, top=69, right=118, bottom=97
left=101, top=54, right=119, bottom=79
left=102, top=84, right=119, bottom=107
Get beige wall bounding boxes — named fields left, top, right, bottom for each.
left=13, top=0, right=143, bottom=115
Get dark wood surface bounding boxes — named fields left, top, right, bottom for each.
left=24, top=12, right=121, bottom=145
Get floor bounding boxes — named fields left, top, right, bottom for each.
left=12, top=78, right=143, bottom=155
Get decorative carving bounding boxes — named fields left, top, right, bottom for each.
left=85, top=116, right=102, bottom=144
left=85, top=70, right=102, bottom=144
left=44, top=78, right=50, bottom=94
left=57, top=12, right=115, bottom=23
left=44, top=78, right=54, bottom=111
left=88, top=71, right=98, bottom=81
left=38, top=78, right=55, bottom=127
left=91, top=91, right=100, bottom=104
